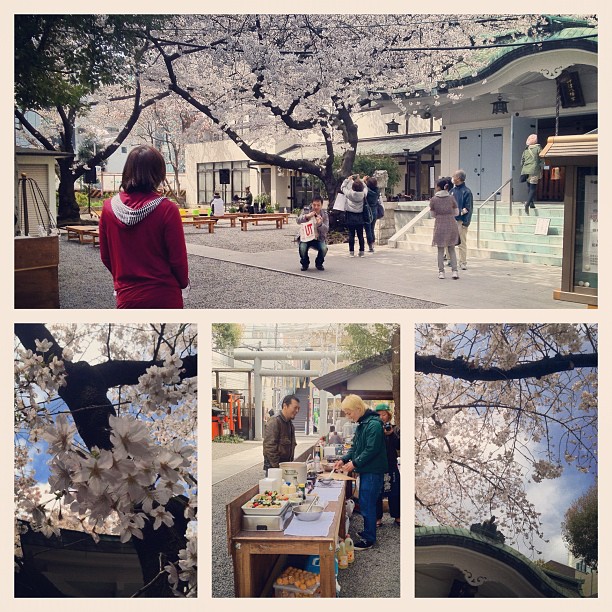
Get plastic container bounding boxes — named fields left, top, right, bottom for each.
left=345, top=534, right=355, bottom=564
left=259, top=477, right=281, bottom=494
left=336, top=540, right=348, bottom=570
left=267, top=467, right=283, bottom=481
left=280, top=461, right=307, bottom=486
left=273, top=582, right=321, bottom=598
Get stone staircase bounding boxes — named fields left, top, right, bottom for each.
left=394, top=203, right=564, bottom=266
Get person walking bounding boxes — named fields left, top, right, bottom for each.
left=341, top=175, right=368, bottom=257
left=374, top=404, right=400, bottom=527
left=333, top=394, right=387, bottom=550
left=296, top=195, right=329, bottom=271
left=431, top=177, right=460, bottom=279
left=521, top=134, right=543, bottom=214
left=450, top=169, right=473, bottom=271
left=363, top=176, right=380, bottom=253
left=99, top=144, right=189, bottom=309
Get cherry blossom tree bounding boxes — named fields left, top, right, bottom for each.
left=14, top=323, right=197, bottom=597
left=415, top=324, right=597, bottom=554
left=132, top=97, right=215, bottom=204
left=146, top=14, right=586, bottom=203
left=14, top=15, right=170, bottom=224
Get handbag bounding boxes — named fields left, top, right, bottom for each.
left=376, top=199, right=385, bottom=219
left=520, top=174, right=529, bottom=183
left=333, top=193, right=347, bottom=211
left=299, top=219, right=318, bottom=242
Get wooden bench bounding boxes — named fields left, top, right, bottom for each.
left=181, top=217, right=218, bottom=233
left=63, top=226, right=100, bottom=244
left=210, top=212, right=249, bottom=228
left=239, top=214, right=288, bottom=231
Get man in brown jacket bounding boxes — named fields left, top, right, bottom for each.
left=263, top=394, right=300, bottom=471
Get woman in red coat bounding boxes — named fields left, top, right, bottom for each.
left=99, top=145, right=189, bottom=308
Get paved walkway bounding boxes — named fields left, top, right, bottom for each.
left=212, top=436, right=318, bottom=484
left=186, top=241, right=581, bottom=309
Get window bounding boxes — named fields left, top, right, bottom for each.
left=196, top=161, right=250, bottom=204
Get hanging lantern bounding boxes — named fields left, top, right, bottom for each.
left=491, top=95, right=509, bottom=115
left=385, top=118, right=400, bottom=133
left=551, top=167, right=561, bottom=180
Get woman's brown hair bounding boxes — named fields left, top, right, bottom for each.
left=352, top=179, right=365, bottom=192
left=121, top=145, right=166, bottom=193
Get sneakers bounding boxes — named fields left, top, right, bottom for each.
left=368, top=244, right=375, bottom=253
left=354, top=540, right=374, bottom=550
left=300, top=264, right=309, bottom=271
left=358, top=251, right=365, bottom=257
left=349, top=251, right=355, bottom=257
left=460, top=263, right=467, bottom=270
left=452, top=270, right=459, bottom=280
left=438, top=271, right=445, bottom=279
left=316, top=264, right=324, bottom=271
left=524, top=203, right=530, bottom=215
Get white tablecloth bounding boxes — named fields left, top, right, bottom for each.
left=284, top=512, right=336, bottom=537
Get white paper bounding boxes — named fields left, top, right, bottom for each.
left=283, top=512, right=335, bottom=537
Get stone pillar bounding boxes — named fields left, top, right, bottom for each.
left=373, top=169, right=397, bottom=245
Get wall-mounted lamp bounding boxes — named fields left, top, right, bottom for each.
left=491, top=95, right=509, bottom=115
left=385, top=118, right=400, bottom=134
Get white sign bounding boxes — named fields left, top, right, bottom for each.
left=534, top=218, right=551, bottom=235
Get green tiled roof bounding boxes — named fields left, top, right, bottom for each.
left=375, top=23, right=597, bottom=100
left=416, top=525, right=584, bottom=597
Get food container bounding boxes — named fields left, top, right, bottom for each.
left=259, top=477, right=282, bottom=494
left=242, top=505, right=293, bottom=531
left=280, top=462, right=307, bottom=486
left=288, top=493, right=317, bottom=506
left=293, top=504, right=324, bottom=521
left=267, top=467, right=283, bottom=481
left=242, top=495, right=290, bottom=515
left=274, top=582, right=321, bottom=598
left=274, top=566, right=321, bottom=597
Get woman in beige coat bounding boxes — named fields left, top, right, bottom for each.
left=430, top=177, right=460, bottom=279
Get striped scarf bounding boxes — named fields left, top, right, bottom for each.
left=111, top=194, right=165, bottom=226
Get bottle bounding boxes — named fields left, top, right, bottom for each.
left=298, top=483, right=306, bottom=502
left=345, top=535, right=355, bottom=564
left=337, top=540, right=348, bottom=570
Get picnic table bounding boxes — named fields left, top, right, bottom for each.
left=239, top=214, right=290, bottom=231
left=181, top=217, right=218, bottom=233
left=226, top=480, right=346, bottom=597
left=63, top=226, right=100, bottom=245
left=210, top=212, right=250, bottom=227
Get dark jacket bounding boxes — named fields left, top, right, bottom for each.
left=263, top=413, right=296, bottom=470
left=341, top=409, right=387, bottom=474
left=382, top=425, right=400, bottom=473
left=450, top=182, right=473, bottom=226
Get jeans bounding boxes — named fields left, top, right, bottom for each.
left=359, top=472, right=384, bottom=543
left=438, top=246, right=457, bottom=272
left=526, top=182, right=537, bottom=207
left=376, top=469, right=400, bottom=520
left=348, top=225, right=365, bottom=253
left=299, top=239, right=327, bottom=267
left=364, top=217, right=377, bottom=246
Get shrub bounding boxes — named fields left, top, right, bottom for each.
left=213, top=434, right=245, bottom=443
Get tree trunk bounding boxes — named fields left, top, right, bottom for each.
left=56, top=158, right=82, bottom=225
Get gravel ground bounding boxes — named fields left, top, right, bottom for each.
left=212, top=441, right=401, bottom=598
left=58, top=230, right=439, bottom=309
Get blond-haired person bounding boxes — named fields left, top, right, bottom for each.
left=333, top=394, right=387, bottom=550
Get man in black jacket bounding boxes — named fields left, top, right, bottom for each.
left=263, top=394, right=300, bottom=471
left=450, top=169, right=473, bottom=271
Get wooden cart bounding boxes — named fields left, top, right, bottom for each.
left=226, top=483, right=346, bottom=597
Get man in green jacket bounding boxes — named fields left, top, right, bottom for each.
left=334, top=394, right=386, bottom=550
left=263, top=394, right=300, bottom=472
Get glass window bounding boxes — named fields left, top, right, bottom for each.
left=573, top=167, right=597, bottom=289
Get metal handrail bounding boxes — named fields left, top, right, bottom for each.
left=476, top=178, right=513, bottom=249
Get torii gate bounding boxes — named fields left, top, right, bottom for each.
left=232, top=350, right=335, bottom=440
